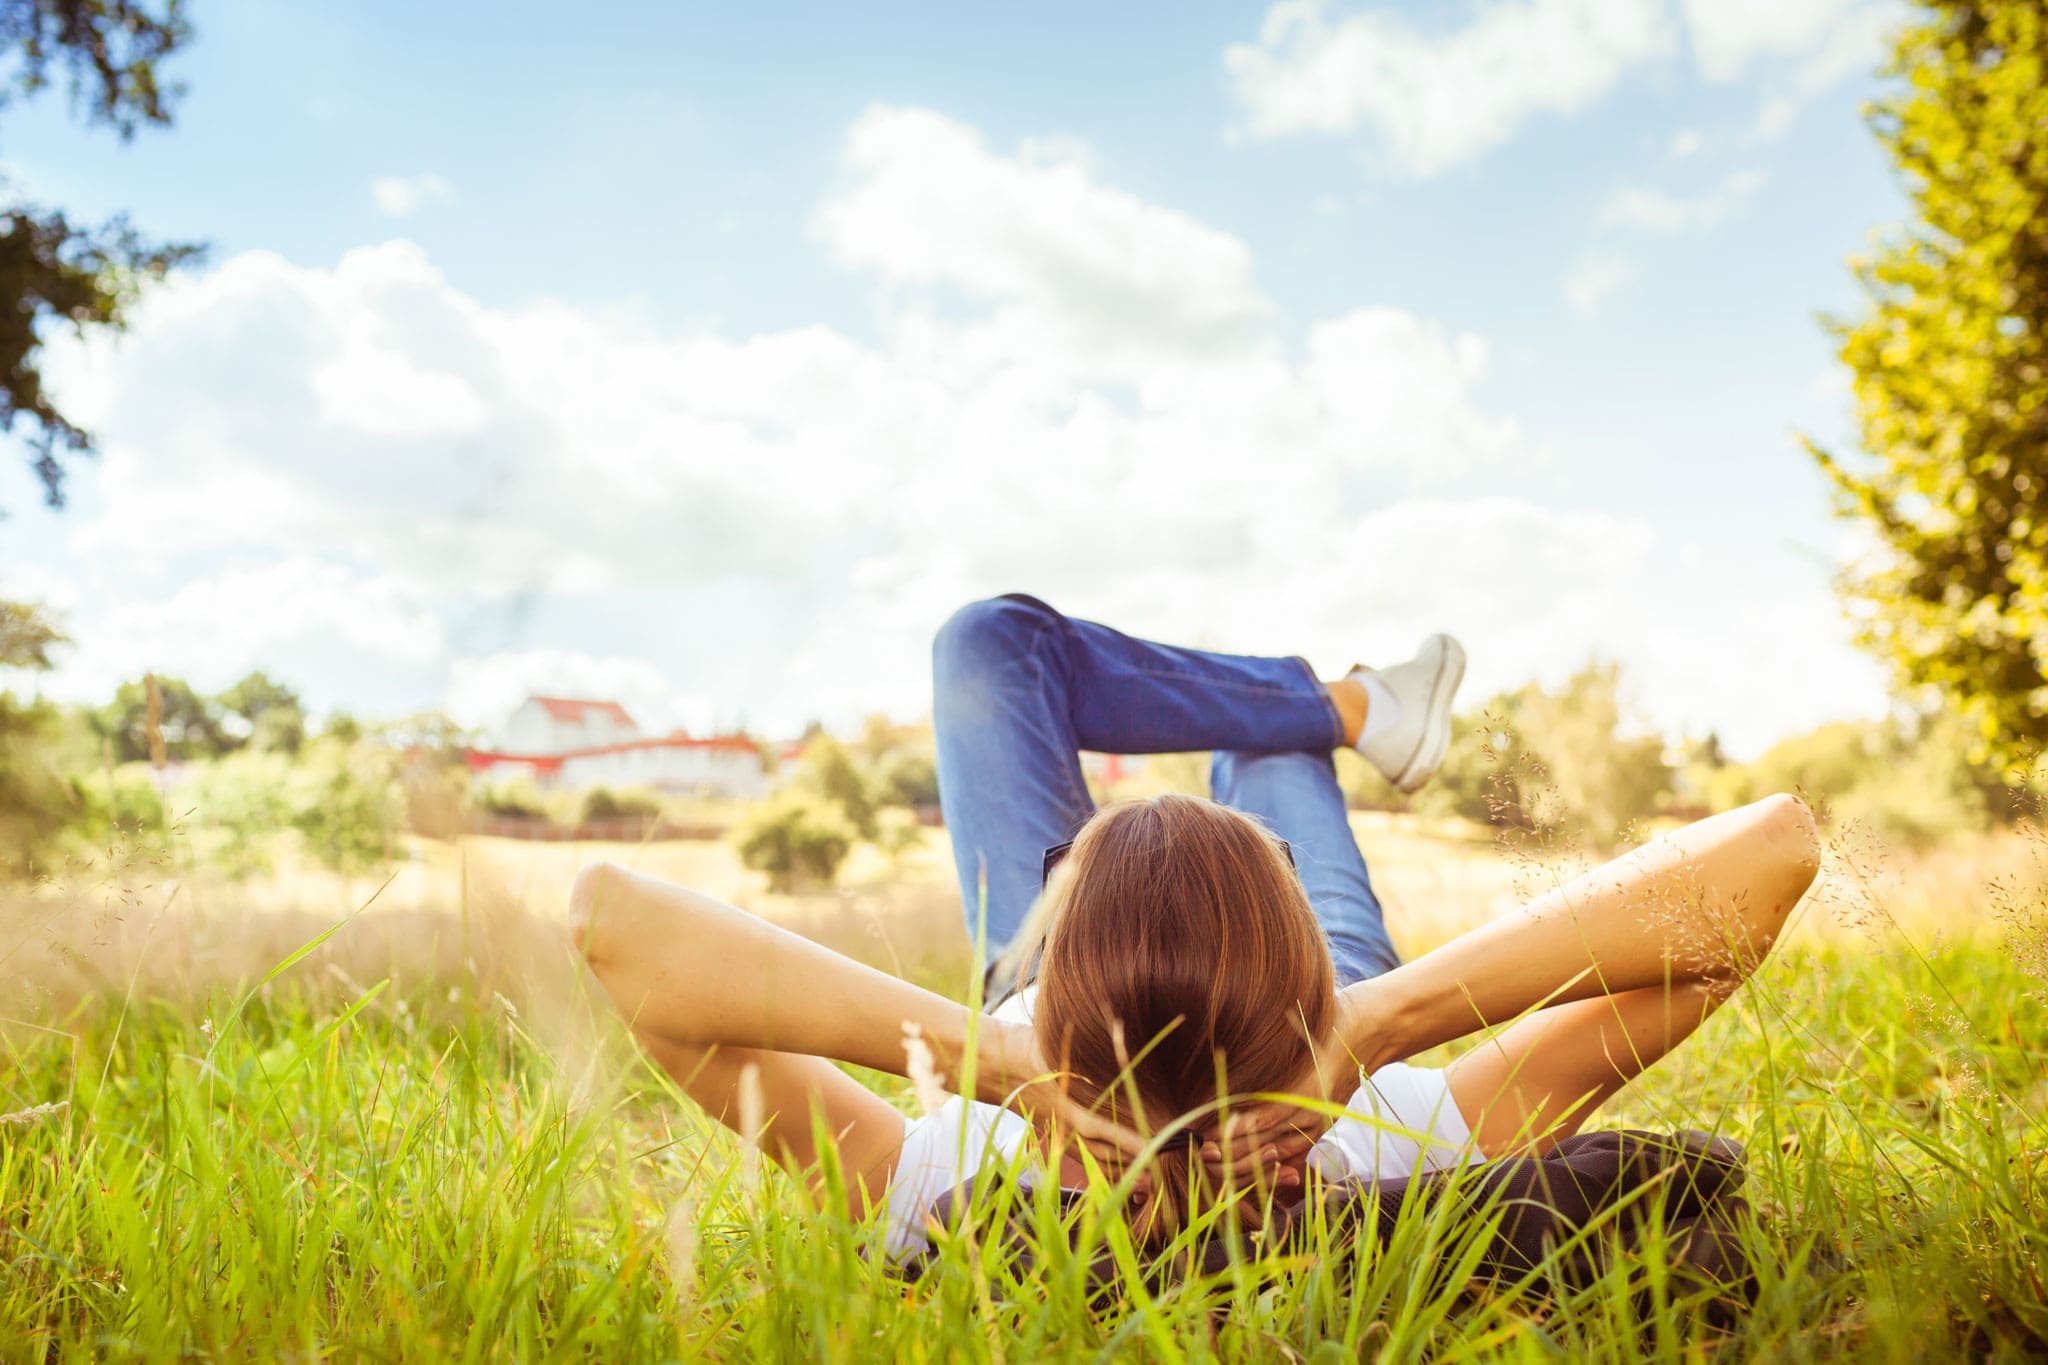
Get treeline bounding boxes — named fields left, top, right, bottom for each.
left=1103, top=662, right=2033, bottom=852
left=1335, top=663, right=2031, bottom=849
left=6, top=591, right=2031, bottom=888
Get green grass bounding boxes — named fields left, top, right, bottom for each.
left=3, top=910, right=2045, bottom=1363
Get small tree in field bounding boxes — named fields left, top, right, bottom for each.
left=732, top=790, right=855, bottom=893
left=0, top=600, right=71, bottom=877
left=1811, top=0, right=2048, bottom=766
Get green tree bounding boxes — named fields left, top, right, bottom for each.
left=215, top=670, right=306, bottom=753
left=1517, top=662, right=1673, bottom=845
left=93, top=674, right=229, bottom=761
left=0, top=599, right=72, bottom=875
left=1, top=0, right=202, bottom=511
left=731, top=789, right=856, bottom=893
left=871, top=747, right=940, bottom=809
left=286, top=737, right=401, bottom=875
left=1412, top=665, right=1672, bottom=848
left=1810, top=0, right=2048, bottom=766
left=184, top=748, right=290, bottom=878
left=1, top=598, right=64, bottom=666
left=795, top=732, right=878, bottom=839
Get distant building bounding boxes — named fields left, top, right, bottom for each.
left=466, top=695, right=767, bottom=799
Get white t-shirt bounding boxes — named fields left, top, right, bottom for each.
left=883, top=987, right=1480, bottom=1261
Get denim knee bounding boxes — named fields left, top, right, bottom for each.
left=933, top=594, right=1058, bottom=682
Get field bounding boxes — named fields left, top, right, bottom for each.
left=2, top=817, right=2046, bottom=1361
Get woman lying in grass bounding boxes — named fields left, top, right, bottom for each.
left=571, top=594, right=1819, bottom=1260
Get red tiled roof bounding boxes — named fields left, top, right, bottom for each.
left=529, top=696, right=637, bottom=726
left=466, top=733, right=758, bottom=768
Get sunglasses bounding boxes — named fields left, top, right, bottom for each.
left=1040, top=835, right=1295, bottom=888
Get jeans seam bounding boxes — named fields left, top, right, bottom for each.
left=1293, top=655, right=1345, bottom=749
left=1027, top=614, right=1095, bottom=820
left=1115, top=662, right=1324, bottom=700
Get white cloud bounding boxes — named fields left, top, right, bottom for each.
left=1681, top=0, right=1860, bottom=80
left=370, top=174, right=453, bottom=218
left=1753, top=96, right=1802, bottom=141
left=36, top=105, right=1865, bottom=749
left=1562, top=253, right=1636, bottom=317
left=1223, top=0, right=1673, bottom=175
left=26, top=559, right=443, bottom=710
left=1667, top=128, right=1703, bottom=158
left=1600, top=169, right=1766, bottom=231
left=1680, top=0, right=1904, bottom=138
left=815, top=106, right=1269, bottom=360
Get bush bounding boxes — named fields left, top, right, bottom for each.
left=731, top=790, right=856, bottom=892
left=794, top=733, right=879, bottom=840
left=1411, top=664, right=1672, bottom=849
left=69, top=761, right=170, bottom=844
left=286, top=739, right=403, bottom=876
left=184, top=749, right=293, bottom=878
left=871, top=748, right=940, bottom=809
left=577, top=785, right=665, bottom=826
left=399, top=758, right=469, bottom=840
left=471, top=778, right=551, bottom=821
left=0, top=693, right=76, bottom=878
left=1712, top=712, right=2007, bottom=846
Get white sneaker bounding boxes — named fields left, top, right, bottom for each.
left=1351, top=634, right=1466, bottom=794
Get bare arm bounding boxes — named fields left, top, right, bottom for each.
left=1352, top=794, right=1818, bottom=1070
left=571, top=863, right=1144, bottom=1156
left=1207, top=795, right=1819, bottom=1165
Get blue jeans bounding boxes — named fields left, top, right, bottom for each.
left=931, top=593, right=1401, bottom=993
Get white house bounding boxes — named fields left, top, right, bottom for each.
left=466, top=695, right=767, bottom=800
left=499, top=696, right=640, bottom=753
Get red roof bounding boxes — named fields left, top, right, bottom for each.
left=529, top=696, right=637, bottom=727
left=467, top=732, right=758, bottom=769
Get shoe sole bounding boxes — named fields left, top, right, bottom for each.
left=1393, top=634, right=1466, bottom=794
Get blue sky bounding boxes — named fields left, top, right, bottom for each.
left=4, top=0, right=1909, bottom=754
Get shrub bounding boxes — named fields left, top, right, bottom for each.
left=871, top=748, right=940, bottom=809
left=399, top=758, right=469, bottom=840
left=731, top=789, right=855, bottom=892
left=286, top=739, right=403, bottom=876
left=471, top=778, right=551, bottom=820
left=577, top=785, right=665, bottom=826
left=1714, top=712, right=2006, bottom=846
left=1411, top=664, right=1671, bottom=849
left=65, top=760, right=169, bottom=853
left=0, top=693, right=75, bottom=878
left=795, top=733, right=879, bottom=839
left=184, top=749, right=293, bottom=878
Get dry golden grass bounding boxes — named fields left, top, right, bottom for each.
left=7, top=811, right=2033, bottom=1051
left=8, top=810, right=2031, bottom=1055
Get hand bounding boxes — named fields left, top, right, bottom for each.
left=1197, top=986, right=1386, bottom=1182
left=975, top=1015, right=1150, bottom=1171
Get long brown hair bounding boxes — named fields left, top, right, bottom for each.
left=1028, top=794, right=1336, bottom=1243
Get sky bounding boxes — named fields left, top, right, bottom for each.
left=1, top=0, right=1912, bottom=756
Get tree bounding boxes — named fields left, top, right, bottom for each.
left=731, top=789, right=856, bottom=893
left=1, top=0, right=203, bottom=512
left=1412, top=664, right=1672, bottom=848
left=0, top=598, right=72, bottom=875
left=794, top=732, right=879, bottom=839
left=93, top=674, right=230, bottom=761
left=0, top=598, right=64, bottom=666
left=215, top=670, right=306, bottom=753
left=1810, top=1, right=2048, bottom=767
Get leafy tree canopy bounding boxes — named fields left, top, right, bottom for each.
left=215, top=669, right=306, bottom=752
left=0, top=596, right=64, bottom=668
left=92, top=673, right=228, bottom=762
left=0, top=0, right=200, bottom=514
left=1812, top=0, right=2048, bottom=768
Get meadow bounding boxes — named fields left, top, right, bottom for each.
left=2, top=815, right=2045, bottom=1361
